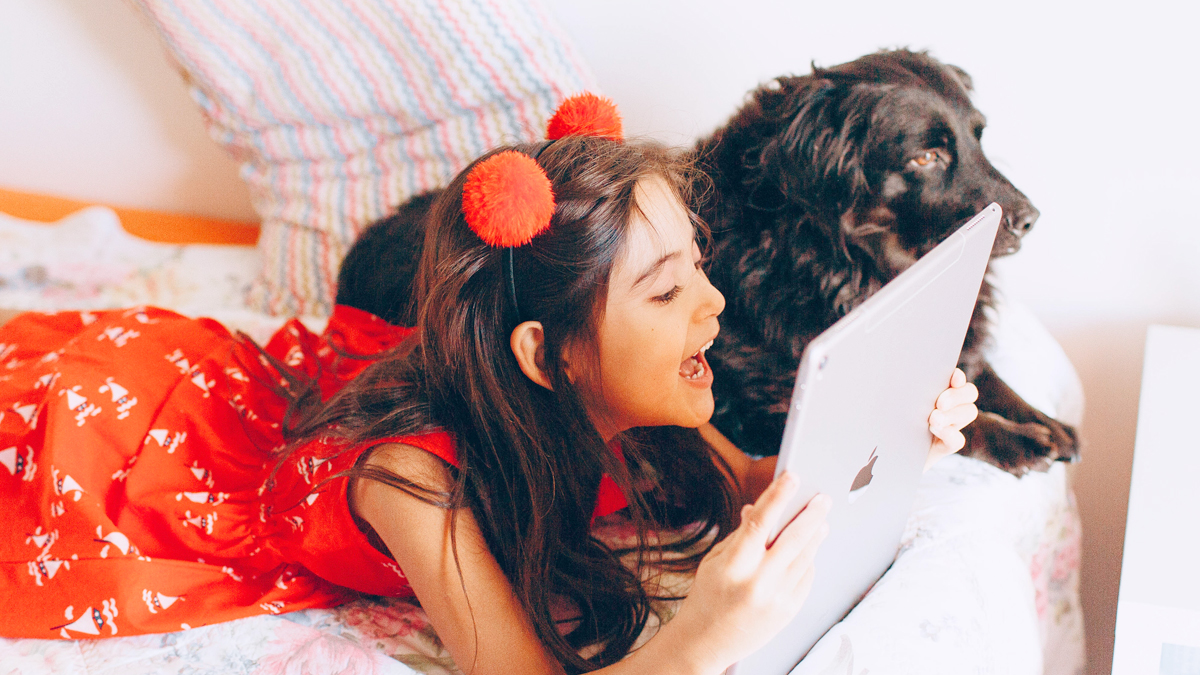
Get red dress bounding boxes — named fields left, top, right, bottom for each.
left=0, top=306, right=627, bottom=639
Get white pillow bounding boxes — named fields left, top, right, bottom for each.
left=132, top=0, right=596, bottom=316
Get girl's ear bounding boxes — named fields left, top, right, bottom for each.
left=510, top=321, right=553, bottom=390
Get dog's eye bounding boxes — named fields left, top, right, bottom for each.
left=910, top=149, right=948, bottom=168
left=973, top=125, right=984, bottom=140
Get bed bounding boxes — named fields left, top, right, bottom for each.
left=0, top=1, right=1085, bottom=671
left=0, top=194, right=1084, bottom=675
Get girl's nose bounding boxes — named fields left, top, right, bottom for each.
left=700, top=271, right=725, bottom=318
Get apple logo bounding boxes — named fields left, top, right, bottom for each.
left=847, top=447, right=878, bottom=504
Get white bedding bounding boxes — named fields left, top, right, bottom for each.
left=0, top=207, right=1085, bottom=675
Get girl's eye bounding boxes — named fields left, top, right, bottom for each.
left=653, top=286, right=682, bottom=304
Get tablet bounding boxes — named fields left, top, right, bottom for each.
left=727, top=203, right=1002, bottom=675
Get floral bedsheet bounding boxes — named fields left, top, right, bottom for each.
left=0, top=207, right=1085, bottom=675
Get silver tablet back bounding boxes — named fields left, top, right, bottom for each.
left=727, top=204, right=1002, bottom=675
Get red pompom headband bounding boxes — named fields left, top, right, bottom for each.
left=461, top=92, right=623, bottom=322
left=461, top=92, right=624, bottom=248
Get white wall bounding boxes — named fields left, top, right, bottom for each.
left=2, top=0, right=1198, bottom=672
left=0, top=0, right=255, bottom=220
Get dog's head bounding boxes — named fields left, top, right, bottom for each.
left=706, top=49, right=1037, bottom=279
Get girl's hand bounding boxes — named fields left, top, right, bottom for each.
left=661, top=473, right=831, bottom=672
left=926, top=368, right=979, bottom=471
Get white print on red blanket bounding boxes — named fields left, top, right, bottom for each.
left=54, top=600, right=118, bottom=637
left=123, top=307, right=159, bottom=325
left=1, top=445, right=37, bottom=481
left=28, top=559, right=70, bottom=586
left=142, top=589, right=182, bottom=614
left=35, top=372, right=60, bottom=390
left=98, top=378, right=138, bottom=419
left=227, top=394, right=259, bottom=422
left=95, top=525, right=135, bottom=558
left=11, top=402, right=37, bottom=428
left=297, top=455, right=332, bottom=484
left=111, top=455, right=138, bottom=482
left=188, top=460, right=214, bottom=488
left=165, top=348, right=217, bottom=398
left=181, top=510, right=218, bottom=535
left=96, top=326, right=140, bottom=348
left=26, top=526, right=59, bottom=558
left=146, top=429, right=187, bottom=454
left=175, top=491, right=229, bottom=506
left=190, top=372, right=215, bottom=398
left=59, top=386, right=101, bottom=426
left=165, top=349, right=195, bottom=375
left=259, top=601, right=286, bottom=615
left=51, top=467, right=84, bottom=502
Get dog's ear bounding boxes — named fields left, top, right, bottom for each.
left=944, top=64, right=974, bottom=94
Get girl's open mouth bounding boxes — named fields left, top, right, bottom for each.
left=680, top=339, right=714, bottom=381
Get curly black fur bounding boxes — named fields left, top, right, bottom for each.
left=695, top=49, right=1077, bottom=472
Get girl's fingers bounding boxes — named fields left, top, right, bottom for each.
left=951, top=367, right=966, bottom=388
left=785, top=521, right=827, bottom=578
left=930, top=428, right=966, bottom=453
left=764, top=494, right=831, bottom=565
left=737, top=472, right=800, bottom=548
left=935, top=381, right=978, bottom=411
left=930, top=402, right=978, bottom=433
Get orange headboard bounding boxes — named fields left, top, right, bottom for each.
left=0, top=188, right=260, bottom=246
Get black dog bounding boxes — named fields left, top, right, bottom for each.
left=337, top=49, right=1078, bottom=475
left=695, top=49, right=1076, bottom=474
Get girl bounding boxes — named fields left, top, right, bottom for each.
left=0, top=94, right=977, bottom=674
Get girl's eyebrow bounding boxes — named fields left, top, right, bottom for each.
left=632, top=251, right=682, bottom=289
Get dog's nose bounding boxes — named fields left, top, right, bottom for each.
left=1007, top=206, right=1039, bottom=237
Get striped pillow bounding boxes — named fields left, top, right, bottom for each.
left=134, top=0, right=595, bottom=316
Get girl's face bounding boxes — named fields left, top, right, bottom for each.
left=575, top=175, right=726, bottom=439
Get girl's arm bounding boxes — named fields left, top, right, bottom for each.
left=699, top=367, right=980, bottom=504
left=353, top=442, right=830, bottom=675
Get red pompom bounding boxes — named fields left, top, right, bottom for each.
left=546, top=93, right=623, bottom=141
left=462, top=151, right=556, bottom=247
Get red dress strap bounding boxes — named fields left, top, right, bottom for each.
left=381, top=430, right=459, bottom=468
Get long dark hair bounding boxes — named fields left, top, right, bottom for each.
left=292, top=136, right=738, bottom=672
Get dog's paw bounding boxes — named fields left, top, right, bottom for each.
left=962, top=412, right=1078, bottom=477
left=1043, top=415, right=1080, bottom=463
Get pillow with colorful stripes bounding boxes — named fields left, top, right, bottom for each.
left=133, top=0, right=595, bottom=316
